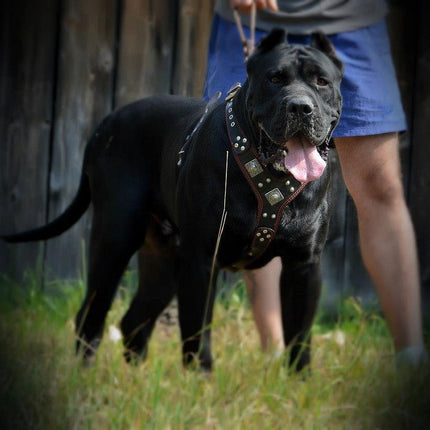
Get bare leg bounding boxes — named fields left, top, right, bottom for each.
left=244, top=257, right=285, bottom=352
left=335, top=133, right=425, bottom=357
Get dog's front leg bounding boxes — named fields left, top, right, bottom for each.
left=280, top=257, right=323, bottom=372
left=176, top=253, right=218, bottom=372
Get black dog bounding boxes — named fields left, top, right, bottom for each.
left=3, top=29, right=343, bottom=371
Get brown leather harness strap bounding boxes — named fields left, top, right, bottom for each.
left=225, top=96, right=306, bottom=270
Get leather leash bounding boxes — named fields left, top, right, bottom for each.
left=177, top=92, right=221, bottom=167
left=232, top=2, right=256, bottom=61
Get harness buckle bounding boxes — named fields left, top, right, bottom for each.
left=225, top=83, right=242, bottom=101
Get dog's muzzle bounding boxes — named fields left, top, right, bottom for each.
left=255, top=94, right=336, bottom=183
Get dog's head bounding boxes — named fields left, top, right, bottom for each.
left=245, top=29, right=343, bottom=182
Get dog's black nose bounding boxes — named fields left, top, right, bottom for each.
left=286, top=98, right=314, bottom=116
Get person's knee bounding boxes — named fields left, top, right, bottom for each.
left=335, top=133, right=405, bottom=210
left=352, top=168, right=405, bottom=210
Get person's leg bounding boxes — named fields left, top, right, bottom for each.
left=335, top=133, right=426, bottom=361
left=244, top=257, right=284, bottom=352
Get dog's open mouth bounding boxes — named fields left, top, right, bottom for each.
left=281, top=135, right=327, bottom=182
left=259, top=132, right=328, bottom=183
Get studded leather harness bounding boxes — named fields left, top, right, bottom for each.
left=225, top=93, right=307, bottom=270
left=176, top=88, right=307, bottom=270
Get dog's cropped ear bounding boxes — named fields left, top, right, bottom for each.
left=255, top=28, right=287, bottom=53
left=311, top=32, right=344, bottom=73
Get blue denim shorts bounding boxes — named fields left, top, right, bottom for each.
left=204, top=15, right=407, bottom=137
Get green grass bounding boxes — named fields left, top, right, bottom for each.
left=0, top=273, right=429, bottom=430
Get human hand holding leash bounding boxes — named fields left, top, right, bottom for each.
left=230, top=0, right=278, bottom=13
left=231, top=0, right=278, bottom=59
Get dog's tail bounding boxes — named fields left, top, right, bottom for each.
left=2, top=172, right=91, bottom=243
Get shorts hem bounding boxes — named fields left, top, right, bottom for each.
left=332, top=123, right=407, bottom=138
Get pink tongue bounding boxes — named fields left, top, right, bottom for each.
left=284, top=137, right=326, bottom=182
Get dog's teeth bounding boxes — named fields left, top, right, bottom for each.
left=282, top=150, right=287, bottom=157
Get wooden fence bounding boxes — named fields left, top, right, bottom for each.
left=1, top=0, right=429, bottom=316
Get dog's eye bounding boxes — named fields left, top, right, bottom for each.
left=316, top=77, right=329, bottom=87
left=270, top=76, right=281, bottom=84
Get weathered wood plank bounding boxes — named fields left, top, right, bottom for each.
left=44, top=0, right=117, bottom=282
left=172, top=0, right=215, bottom=97
left=408, top=0, right=430, bottom=319
left=115, top=0, right=178, bottom=272
left=387, top=0, right=416, bottom=192
left=0, top=0, right=58, bottom=283
left=387, top=0, right=416, bottom=120
left=115, top=0, right=177, bottom=107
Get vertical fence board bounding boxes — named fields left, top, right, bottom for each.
left=0, top=1, right=57, bottom=283
left=114, top=0, right=178, bottom=272
left=409, top=0, right=430, bottom=317
left=387, top=0, right=416, bottom=121
left=44, top=0, right=117, bottom=283
left=172, top=0, right=215, bottom=97
left=115, top=0, right=176, bottom=107
left=387, top=0, right=416, bottom=199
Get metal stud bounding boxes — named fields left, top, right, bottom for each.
left=260, top=238, right=265, bottom=242
left=286, top=180, right=290, bottom=186
left=258, top=183, right=263, bottom=188
left=263, top=229, right=268, bottom=234
left=236, top=136, right=241, bottom=141
left=266, top=234, right=271, bottom=239
left=234, top=143, right=239, bottom=148
left=271, top=214, right=276, bottom=219
left=266, top=178, right=271, bottom=183
left=231, top=122, right=235, bottom=127
left=245, top=159, right=263, bottom=177
left=265, top=188, right=284, bottom=205
left=256, top=232, right=261, bottom=237
left=262, top=212, right=268, bottom=218
left=228, top=108, right=232, bottom=113
left=242, top=138, right=247, bottom=143
left=240, top=146, right=245, bottom=151
left=229, top=115, right=233, bottom=120
left=290, top=187, right=295, bottom=192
